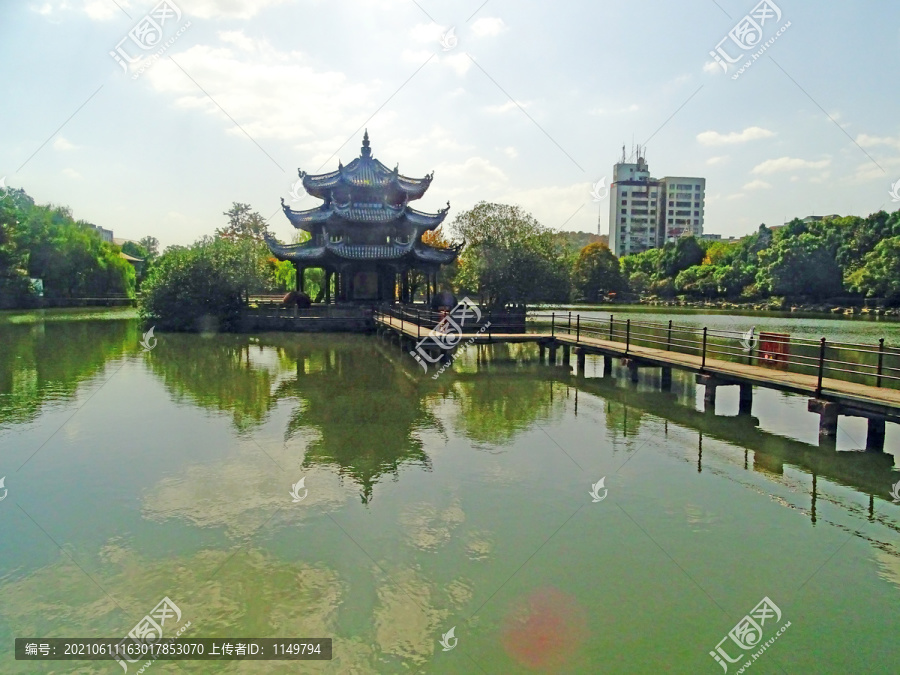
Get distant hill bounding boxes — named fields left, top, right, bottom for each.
left=557, top=230, right=608, bottom=253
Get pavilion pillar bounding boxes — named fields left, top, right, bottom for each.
left=402, top=271, right=409, bottom=305
left=325, top=270, right=332, bottom=304
left=294, top=263, right=302, bottom=292
left=426, top=273, right=431, bottom=306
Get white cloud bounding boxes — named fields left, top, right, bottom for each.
left=470, top=17, right=506, bottom=38
left=185, top=0, right=289, bottom=19
left=856, top=133, right=900, bottom=151
left=485, top=100, right=528, bottom=114
left=409, top=22, right=444, bottom=44
left=53, top=136, right=77, bottom=151
left=443, top=52, right=471, bottom=76
left=743, top=179, right=771, bottom=190
left=502, top=146, right=518, bottom=159
left=697, top=126, right=775, bottom=146
left=706, top=156, right=728, bottom=165
left=62, top=168, right=81, bottom=178
left=219, top=31, right=256, bottom=52
left=751, top=156, right=831, bottom=174
left=703, top=61, right=722, bottom=75
left=145, top=36, right=380, bottom=147
left=83, top=0, right=127, bottom=20
left=726, top=193, right=746, bottom=200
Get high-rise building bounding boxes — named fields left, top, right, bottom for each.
left=605, top=148, right=705, bottom=257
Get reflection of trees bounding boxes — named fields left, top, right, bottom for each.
left=449, top=371, right=563, bottom=445
left=273, top=336, right=436, bottom=503
left=145, top=334, right=279, bottom=432
left=0, top=319, right=133, bottom=428
left=603, top=399, right=647, bottom=442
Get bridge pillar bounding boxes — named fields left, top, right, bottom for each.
left=807, top=399, right=839, bottom=438
left=866, top=418, right=886, bottom=452
left=576, top=349, right=586, bottom=376
left=738, top=383, right=753, bottom=415
left=696, top=374, right=719, bottom=409
left=539, top=344, right=546, bottom=364
left=623, top=358, right=640, bottom=383
left=661, top=367, right=672, bottom=391
left=562, top=344, right=571, bottom=367
left=548, top=343, right=558, bottom=365
left=603, top=354, right=613, bottom=377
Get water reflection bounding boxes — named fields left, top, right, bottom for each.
left=0, top=319, right=135, bottom=428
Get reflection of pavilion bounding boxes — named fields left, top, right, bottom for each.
left=275, top=338, right=440, bottom=503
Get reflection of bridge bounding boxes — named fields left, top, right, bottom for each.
left=375, top=307, right=900, bottom=452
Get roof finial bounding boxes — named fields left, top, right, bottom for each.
left=361, top=129, right=371, bottom=157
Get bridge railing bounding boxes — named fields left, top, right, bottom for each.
left=529, top=312, right=900, bottom=391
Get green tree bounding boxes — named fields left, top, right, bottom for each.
left=452, top=202, right=569, bottom=307
left=847, top=236, right=900, bottom=305
left=756, top=231, right=843, bottom=299
left=139, top=236, right=273, bottom=331
left=217, top=203, right=268, bottom=242
left=572, top=242, right=622, bottom=301
left=0, top=191, right=31, bottom=307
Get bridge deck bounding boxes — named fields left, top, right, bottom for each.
left=376, top=315, right=900, bottom=418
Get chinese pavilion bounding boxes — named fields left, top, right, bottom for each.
left=265, top=131, right=461, bottom=303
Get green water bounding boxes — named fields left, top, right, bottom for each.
left=1, top=310, right=899, bottom=674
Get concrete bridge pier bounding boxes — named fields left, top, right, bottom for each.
left=866, top=418, right=886, bottom=452
left=739, top=383, right=753, bottom=415
left=562, top=344, right=571, bottom=367
left=576, top=349, right=586, bottom=376
left=661, top=367, right=672, bottom=391
left=548, top=343, right=558, bottom=365
left=539, top=343, right=546, bottom=364
left=623, top=358, right=640, bottom=383
left=696, top=374, right=720, bottom=410
left=808, top=399, right=839, bottom=438
left=603, top=354, right=613, bottom=377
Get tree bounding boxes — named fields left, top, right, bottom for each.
left=139, top=236, right=274, bottom=331
left=217, top=203, right=268, bottom=242
left=138, top=236, right=160, bottom=260
left=572, top=242, right=622, bottom=302
left=847, top=236, right=900, bottom=305
left=0, top=192, right=30, bottom=307
left=452, top=202, right=569, bottom=307
left=756, top=232, right=843, bottom=299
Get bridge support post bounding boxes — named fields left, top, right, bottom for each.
left=866, top=418, right=886, bottom=452
left=808, top=399, right=839, bottom=438
left=696, top=374, right=719, bottom=410
left=623, top=358, right=640, bottom=383
left=548, top=343, right=558, bottom=365
left=562, top=344, right=571, bottom=367
left=539, top=344, right=546, bottom=364
left=738, top=383, right=753, bottom=415
left=661, top=367, right=672, bottom=391
left=603, top=354, right=612, bottom=377
left=576, top=349, right=586, bottom=376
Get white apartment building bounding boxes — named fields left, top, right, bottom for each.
left=605, top=151, right=705, bottom=257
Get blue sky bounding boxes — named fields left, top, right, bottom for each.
left=1, top=0, right=897, bottom=248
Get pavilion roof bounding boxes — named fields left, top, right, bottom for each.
left=281, top=198, right=450, bottom=232
left=264, top=233, right=459, bottom=265
left=298, top=131, right=433, bottom=201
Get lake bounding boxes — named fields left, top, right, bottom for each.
left=1, top=308, right=898, bottom=673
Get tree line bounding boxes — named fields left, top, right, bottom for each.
left=452, top=202, right=900, bottom=307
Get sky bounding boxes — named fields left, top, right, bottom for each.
left=1, top=0, right=898, bottom=249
